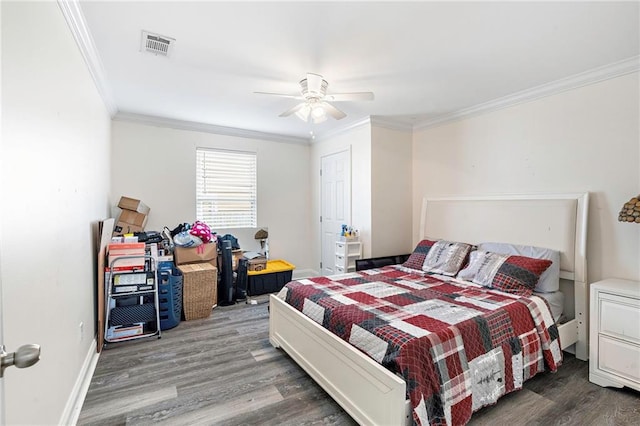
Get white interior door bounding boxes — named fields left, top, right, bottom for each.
left=320, top=150, right=351, bottom=275
left=0, top=269, right=4, bottom=425
left=1, top=1, right=5, bottom=419
left=0, top=246, right=41, bottom=425
left=0, top=177, right=4, bottom=423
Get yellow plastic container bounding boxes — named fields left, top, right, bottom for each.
left=247, top=259, right=295, bottom=275
left=247, top=259, right=295, bottom=295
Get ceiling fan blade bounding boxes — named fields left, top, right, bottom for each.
left=321, top=102, right=347, bottom=120
left=254, top=91, right=302, bottom=100
left=325, top=92, right=375, bottom=102
left=279, top=102, right=306, bottom=117
left=305, top=73, right=324, bottom=94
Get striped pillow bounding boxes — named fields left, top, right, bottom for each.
left=402, top=239, right=437, bottom=270
left=403, top=239, right=472, bottom=276
left=457, top=250, right=552, bottom=296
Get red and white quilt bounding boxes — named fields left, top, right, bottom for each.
left=276, top=266, right=562, bottom=426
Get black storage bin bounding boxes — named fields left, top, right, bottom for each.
left=158, top=266, right=183, bottom=330
left=248, top=270, right=293, bottom=295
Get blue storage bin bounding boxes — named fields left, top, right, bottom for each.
left=158, top=261, right=174, bottom=272
left=158, top=266, right=183, bottom=330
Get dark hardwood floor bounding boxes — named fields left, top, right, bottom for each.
left=79, top=295, right=639, bottom=425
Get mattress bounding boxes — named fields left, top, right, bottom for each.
left=534, top=290, right=565, bottom=323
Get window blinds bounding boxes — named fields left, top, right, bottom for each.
left=196, top=148, right=257, bottom=228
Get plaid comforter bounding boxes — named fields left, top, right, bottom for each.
left=277, top=266, right=562, bottom=426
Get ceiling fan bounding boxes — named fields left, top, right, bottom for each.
left=255, top=73, right=374, bottom=124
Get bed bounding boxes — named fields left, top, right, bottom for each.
left=269, top=193, right=589, bottom=425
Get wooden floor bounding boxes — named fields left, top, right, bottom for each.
left=79, top=295, right=639, bottom=426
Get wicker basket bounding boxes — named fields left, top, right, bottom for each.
left=177, top=263, right=217, bottom=320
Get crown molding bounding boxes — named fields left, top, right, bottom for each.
left=312, top=115, right=413, bottom=144
left=415, top=55, right=640, bottom=131
left=370, top=116, right=414, bottom=132
left=58, top=0, right=117, bottom=116
left=312, top=117, right=371, bottom=144
left=114, top=112, right=310, bottom=145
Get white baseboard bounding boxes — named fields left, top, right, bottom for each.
left=292, top=269, right=319, bottom=279
left=59, top=339, right=100, bottom=425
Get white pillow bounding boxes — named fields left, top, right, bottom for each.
left=456, top=251, right=508, bottom=287
left=476, top=242, right=560, bottom=293
left=422, top=240, right=472, bottom=276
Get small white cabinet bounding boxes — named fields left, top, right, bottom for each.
left=335, top=241, right=362, bottom=273
left=589, top=278, right=640, bottom=391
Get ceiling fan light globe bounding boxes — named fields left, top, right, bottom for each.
left=311, top=105, right=326, bottom=119
left=295, top=104, right=311, bottom=122
left=312, top=114, right=327, bottom=124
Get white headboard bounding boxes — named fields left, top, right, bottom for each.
left=419, top=193, right=590, bottom=359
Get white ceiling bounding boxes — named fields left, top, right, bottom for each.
left=79, top=1, right=639, bottom=143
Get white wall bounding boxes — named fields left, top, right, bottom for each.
left=110, top=120, right=314, bottom=274
left=311, top=124, right=372, bottom=266
left=412, top=72, right=640, bottom=283
left=371, top=126, right=413, bottom=256
left=1, top=2, right=111, bottom=424
left=310, top=123, right=414, bottom=266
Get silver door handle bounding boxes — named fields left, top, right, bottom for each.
left=0, top=344, right=41, bottom=378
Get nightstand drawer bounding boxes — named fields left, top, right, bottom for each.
left=335, top=255, right=346, bottom=268
left=598, top=335, right=640, bottom=384
left=600, top=293, right=640, bottom=344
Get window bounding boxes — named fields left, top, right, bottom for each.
left=196, top=148, right=257, bottom=228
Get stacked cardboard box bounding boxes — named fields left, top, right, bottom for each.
left=174, top=242, right=218, bottom=268
left=247, top=256, right=267, bottom=271
left=114, top=196, right=150, bottom=236
left=107, top=242, right=146, bottom=270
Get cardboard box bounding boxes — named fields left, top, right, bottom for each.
left=118, top=196, right=151, bottom=215
left=108, top=242, right=145, bottom=253
left=118, top=209, right=148, bottom=227
left=108, top=243, right=145, bottom=267
left=178, top=263, right=218, bottom=320
left=113, top=221, right=144, bottom=236
left=233, top=250, right=243, bottom=270
left=106, top=323, right=143, bottom=340
left=247, top=256, right=267, bottom=271
left=219, top=249, right=244, bottom=271
left=174, top=242, right=217, bottom=268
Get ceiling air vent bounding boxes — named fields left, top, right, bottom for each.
left=140, top=31, right=174, bottom=57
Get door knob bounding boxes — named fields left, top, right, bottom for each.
left=0, top=344, right=41, bottom=378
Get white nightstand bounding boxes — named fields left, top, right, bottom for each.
left=589, top=278, right=640, bottom=391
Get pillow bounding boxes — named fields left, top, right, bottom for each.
left=402, top=239, right=437, bottom=270
left=457, top=250, right=553, bottom=296
left=477, top=242, right=560, bottom=293
left=403, top=239, right=472, bottom=276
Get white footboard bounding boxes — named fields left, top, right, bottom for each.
left=269, top=294, right=410, bottom=426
